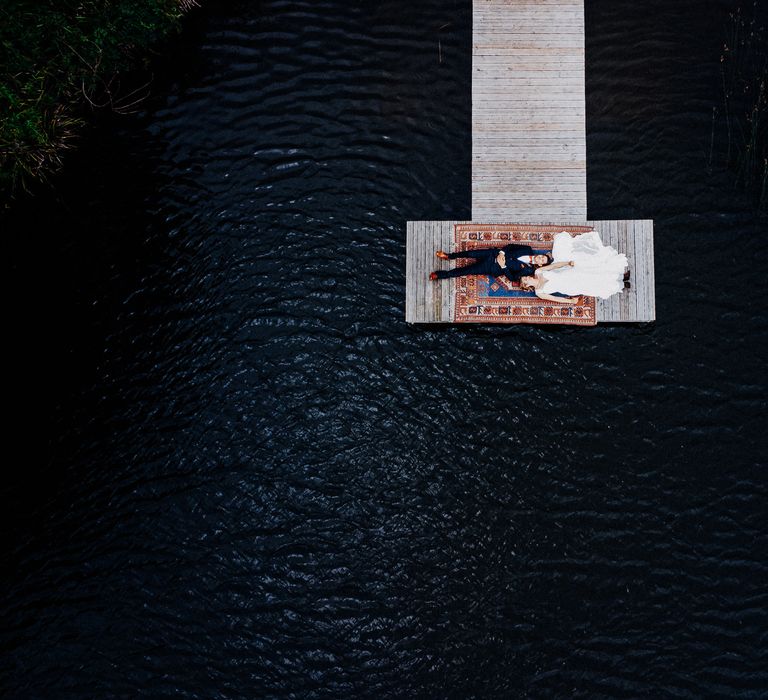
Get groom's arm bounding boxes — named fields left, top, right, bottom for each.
left=497, top=264, right=524, bottom=282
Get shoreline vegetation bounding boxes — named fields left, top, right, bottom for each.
left=0, top=0, right=198, bottom=206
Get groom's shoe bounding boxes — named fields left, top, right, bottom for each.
left=624, top=281, right=631, bottom=290
left=623, top=270, right=631, bottom=281
left=429, top=272, right=439, bottom=281
left=435, top=251, right=449, bottom=260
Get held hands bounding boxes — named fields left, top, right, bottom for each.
left=496, top=251, right=506, bottom=267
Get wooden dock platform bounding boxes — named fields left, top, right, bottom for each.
left=404, top=0, right=656, bottom=325
left=405, top=220, right=655, bottom=323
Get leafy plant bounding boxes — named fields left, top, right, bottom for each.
left=0, top=0, right=195, bottom=203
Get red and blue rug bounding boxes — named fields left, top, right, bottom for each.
left=453, top=223, right=598, bottom=326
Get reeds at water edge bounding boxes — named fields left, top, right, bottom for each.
left=712, top=2, right=767, bottom=212
left=0, top=0, right=198, bottom=206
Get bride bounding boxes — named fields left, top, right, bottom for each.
left=519, top=230, right=628, bottom=304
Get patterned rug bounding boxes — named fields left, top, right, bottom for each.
left=452, top=223, right=598, bottom=326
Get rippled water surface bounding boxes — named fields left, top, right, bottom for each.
left=2, top=0, right=767, bottom=697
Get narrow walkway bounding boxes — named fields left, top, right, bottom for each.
left=472, top=0, right=586, bottom=221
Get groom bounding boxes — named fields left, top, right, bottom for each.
left=429, top=243, right=552, bottom=283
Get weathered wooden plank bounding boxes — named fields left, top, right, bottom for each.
left=406, top=223, right=413, bottom=322
left=472, top=67, right=585, bottom=74
left=470, top=181, right=588, bottom=189
left=412, top=221, right=420, bottom=322
left=410, top=223, right=417, bottom=321
left=474, top=124, right=585, bottom=131
left=604, top=221, right=618, bottom=321
left=405, top=222, right=416, bottom=322
left=405, top=224, right=411, bottom=322
left=414, top=223, right=420, bottom=323
left=440, top=224, right=451, bottom=322
left=600, top=221, right=615, bottom=321
left=637, top=220, right=654, bottom=321
left=619, top=221, right=631, bottom=321
left=473, top=104, right=585, bottom=112
left=423, top=221, right=431, bottom=322
left=642, top=222, right=651, bottom=320
left=430, top=222, right=440, bottom=322
left=410, top=223, right=417, bottom=323
left=473, top=94, right=585, bottom=101
left=646, top=222, right=656, bottom=321
left=615, top=221, right=628, bottom=321
left=424, top=222, right=431, bottom=320
left=473, top=76, right=585, bottom=84
left=474, top=13, right=584, bottom=21
left=616, top=221, right=628, bottom=321
left=628, top=220, right=639, bottom=321
left=473, top=28, right=585, bottom=35
left=612, top=221, right=624, bottom=321
left=634, top=220, right=645, bottom=321
left=635, top=221, right=650, bottom=322
left=611, top=221, right=622, bottom=321
left=415, top=221, right=425, bottom=321
left=631, top=221, right=641, bottom=322
left=474, top=127, right=586, bottom=134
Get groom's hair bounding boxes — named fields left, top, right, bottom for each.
left=534, top=254, right=554, bottom=267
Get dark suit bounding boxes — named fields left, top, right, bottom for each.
left=435, top=244, right=539, bottom=282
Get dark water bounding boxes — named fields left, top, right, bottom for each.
left=2, top=0, right=767, bottom=697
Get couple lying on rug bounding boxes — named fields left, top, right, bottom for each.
left=430, top=230, right=628, bottom=303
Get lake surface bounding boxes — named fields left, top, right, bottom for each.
left=2, top=0, right=766, bottom=697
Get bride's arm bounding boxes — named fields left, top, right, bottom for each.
left=536, top=292, right=580, bottom=304
left=538, top=261, right=574, bottom=271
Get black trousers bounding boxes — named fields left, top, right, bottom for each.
left=446, top=248, right=499, bottom=260
left=436, top=248, right=505, bottom=279
left=435, top=257, right=503, bottom=279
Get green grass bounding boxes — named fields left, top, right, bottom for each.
left=0, top=0, right=190, bottom=202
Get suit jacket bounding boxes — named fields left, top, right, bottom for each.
left=498, top=244, right=536, bottom=278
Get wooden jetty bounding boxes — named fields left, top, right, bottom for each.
left=405, top=0, right=655, bottom=324
left=405, top=220, right=655, bottom=323
left=472, top=0, right=586, bottom=221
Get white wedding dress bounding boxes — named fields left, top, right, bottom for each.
left=537, top=230, right=628, bottom=299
